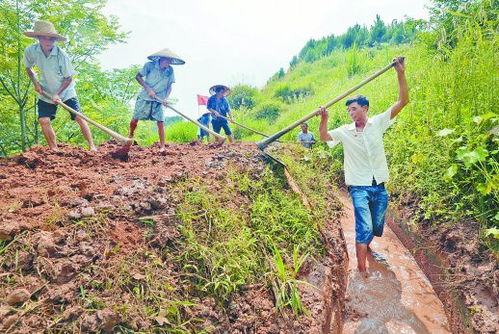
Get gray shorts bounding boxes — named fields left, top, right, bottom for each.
left=132, top=97, right=164, bottom=122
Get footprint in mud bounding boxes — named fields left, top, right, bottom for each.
left=345, top=260, right=431, bottom=334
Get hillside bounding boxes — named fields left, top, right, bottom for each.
left=0, top=142, right=348, bottom=332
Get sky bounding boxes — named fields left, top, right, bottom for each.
left=97, top=0, right=431, bottom=118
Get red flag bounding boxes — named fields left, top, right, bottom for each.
left=197, top=94, right=209, bottom=105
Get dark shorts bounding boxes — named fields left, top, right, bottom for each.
left=37, top=97, right=81, bottom=120
left=212, top=120, right=232, bottom=136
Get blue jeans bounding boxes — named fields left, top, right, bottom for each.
left=349, top=184, right=389, bottom=244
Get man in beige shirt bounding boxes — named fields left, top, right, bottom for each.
left=318, top=57, right=408, bottom=276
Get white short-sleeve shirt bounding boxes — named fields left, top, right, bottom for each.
left=327, top=108, right=395, bottom=186
left=24, top=43, right=77, bottom=104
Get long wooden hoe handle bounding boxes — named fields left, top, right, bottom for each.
left=154, top=98, right=226, bottom=141
left=215, top=114, right=270, bottom=138
left=257, top=59, right=401, bottom=149
left=41, top=91, right=132, bottom=144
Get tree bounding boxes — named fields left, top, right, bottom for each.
left=0, top=0, right=127, bottom=155
left=227, top=84, right=258, bottom=110
left=268, top=68, right=285, bottom=83
left=369, top=14, right=387, bottom=46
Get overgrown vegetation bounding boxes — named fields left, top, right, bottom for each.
left=233, top=0, right=498, bottom=251
left=175, top=167, right=323, bottom=314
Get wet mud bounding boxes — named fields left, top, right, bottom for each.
left=338, top=193, right=452, bottom=334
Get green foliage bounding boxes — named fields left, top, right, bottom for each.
left=165, top=120, right=197, bottom=143
left=253, top=100, right=284, bottom=123
left=226, top=84, right=258, bottom=110
left=270, top=245, right=309, bottom=316
left=426, top=0, right=498, bottom=51
left=0, top=0, right=127, bottom=155
left=268, top=67, right=286, bottom=83
left=291, top=15, right=421, bottom=67
left=239, top=0, right=497, bottom=252
left=175, top=168, right=323, bottom=310
left=177, top=186, right=259, bottom=301
left=273, top=85, right=313, bottom=104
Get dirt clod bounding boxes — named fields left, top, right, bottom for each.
left=0, top=221, right=20, bottom=240
left=6, top=288, right=31, bottom=305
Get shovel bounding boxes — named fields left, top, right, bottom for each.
left=257, top=58, right=403, bottom=151
left=40, top=91, right=133, bottom=160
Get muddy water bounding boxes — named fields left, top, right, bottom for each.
left=338, top=193, right=451, bottom=334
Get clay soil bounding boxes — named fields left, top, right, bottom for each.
left=0, top=142, right=346, bottom=333
left=389, top=198, right=498, bottom=334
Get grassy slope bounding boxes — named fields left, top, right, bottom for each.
left=234, top=38, right=498, bottom=250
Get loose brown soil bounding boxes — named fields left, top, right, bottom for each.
left=388, top=204, right=498, bottom=334
left=0, top=142, right=347, bottom=333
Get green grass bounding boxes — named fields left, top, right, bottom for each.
left=174, top=167, right=324, bottom=310
left=234, top=21, right=498, bottom=251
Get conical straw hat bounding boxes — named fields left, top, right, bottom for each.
left=147, top=48, right=185, bottom=65
left=24, top=20, right=67, bottom=42
left=209, top=84, right=231, bottom=96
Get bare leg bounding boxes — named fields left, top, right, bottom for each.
left=129, top=119, right=139, bottom=138
left=227, top=135, right=235, bottom=143
left=157, top=121, right=165, bottom=151
left=356, top=243, right=369, bottom=276
left=74, top=116, right=96, bottom=151
left=38, top=117, right=57, bottom=150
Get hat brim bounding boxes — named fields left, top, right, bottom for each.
left=209, top=85, right=231, bottom=96
left=23, top=31, right=67, bottom=42
left=147, top=56, right=185, bottom=65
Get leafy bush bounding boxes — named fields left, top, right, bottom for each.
left=227, top=84, right=259, bottom=110
left=254, top=101, right=284, bottom=123
left=273, top=85, right=313, bottom=104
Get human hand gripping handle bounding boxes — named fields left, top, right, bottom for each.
left=51, top=94, right=61, bottom=104
left=393, top=56, right=405, bottom=73
left=146, top=87, right=157, bottom=100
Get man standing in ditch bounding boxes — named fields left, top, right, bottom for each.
left=318, top=57, right=408, bottom=277
left=24, top=20, right=96, bottom=151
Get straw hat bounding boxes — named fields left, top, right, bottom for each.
left=209, top=84, right=231, bottom=96
left=147, top=48, right=185, bottom=65
left=24, top=20, right=67, bottom=42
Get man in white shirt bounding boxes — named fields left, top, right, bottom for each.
left=318, top=57, right=408, bottom=276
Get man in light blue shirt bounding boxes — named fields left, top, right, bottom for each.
left=128, top=49, right=184, bottom=152
left=24, top=20, right=96, bottom=151
left=297, top=122, right=316, bottom=148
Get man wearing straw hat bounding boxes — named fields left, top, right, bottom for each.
left=318, top=57, right=408, bottom=278
left=207, top=85, right=234, bottom=143
left=24, top=20, right=96, bottom=151
left=128, top=49, right=185, bottom=152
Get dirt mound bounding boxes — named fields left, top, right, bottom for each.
left=0, top=142, right=345, bottom=333
left=388, top=206, right=499, bottom=334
